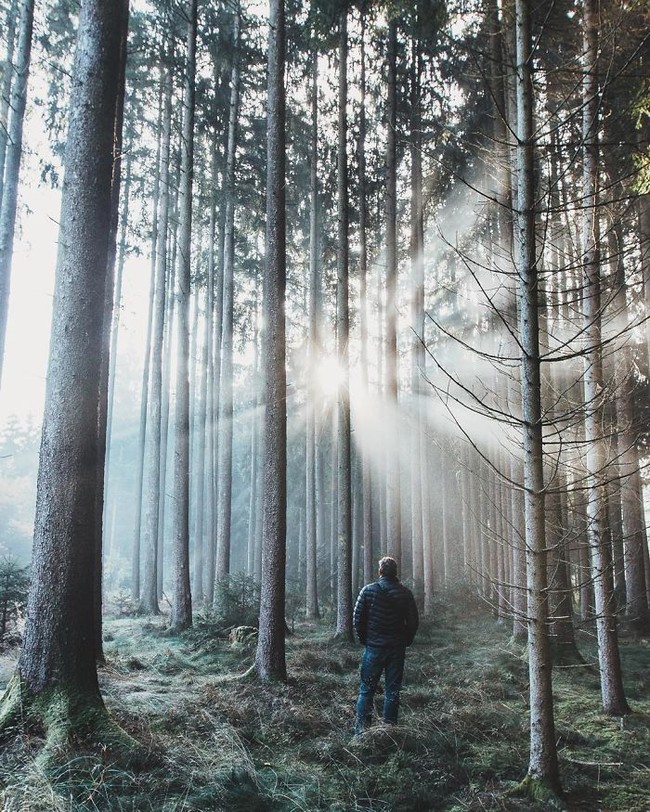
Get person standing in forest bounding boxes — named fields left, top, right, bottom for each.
left=353, top=556, right=419, bottom=734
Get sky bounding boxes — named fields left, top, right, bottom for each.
left=0, top=185, right=57, bottom=424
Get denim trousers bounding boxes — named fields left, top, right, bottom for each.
left=355, top=645, right=406, bottom=733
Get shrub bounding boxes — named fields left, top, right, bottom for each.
left=0, top=556, right=29, bottom=646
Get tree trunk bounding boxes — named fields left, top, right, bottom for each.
left=141, top=50, right=174, bottom=616
left=255, top=0, right=287, bottom=682
left=358, top=15, right=373, bottom=589
left=0, top=0, right=133, bottom=755
left=609, top=223, right=650, bottom=633
left=0, top=0, right=34, bottom=390
left=104, top=147, right=132, bottom=556
left=216, top=2, right=241, bottom=584
left=335, top=10, right=353, bottom=642
left=170, top=0, right=197, bottom=632
left=385, top=18, right=401, bottom=569
left=95, top=3, right=129, bottom=661
left=580, top=0, right=630, bottom=716
left=131, top=76, right=164, bottom=604
left=0, top=0, right=18, bottom=213
left=409, top=34, right=425, bottom=604
left=305, top=49, right=320, bottom=619
left=513, top=0, right=561, bottom=794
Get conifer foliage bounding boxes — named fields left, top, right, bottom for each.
left=0, top=0, right=648, bottom=794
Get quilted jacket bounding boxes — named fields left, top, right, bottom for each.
left=353, top=576, right=419, bottom=648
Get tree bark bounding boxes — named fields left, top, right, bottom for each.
left=216, top=1, right=241, bottom=584
left=0, top=0, right=34, bottom=390
left=513, top=0, right=562, bottom=794
left=0, top=0, right=18, bottom=214
left=385, top=18, right=402, bottom=570
left=358, top=15, right=373, bottom=589
left=409, top=33, right=425, bottom=604
left=255, top=0, right=287, bottom=682
left=95, top=0, right=129, bottom=660
left=305, top=49, right=320, bottom=620
left=170, top=0, right=197, bottom=631
left=141, top=48, right=174, bottom=616
left=580, top=0, right=630, bottom=716
left=335, top=10, right=353, bottom=642
left=131, top=75, right=164, bottom=604
left=0, top=0, right=132, bottom=754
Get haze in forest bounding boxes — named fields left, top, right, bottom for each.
left=0, top=0, right=649, bottom=807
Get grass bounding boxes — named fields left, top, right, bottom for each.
left=0, top=599, right=649, bottom=810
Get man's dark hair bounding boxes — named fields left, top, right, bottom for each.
left=378, top=556, right=398, bottom=578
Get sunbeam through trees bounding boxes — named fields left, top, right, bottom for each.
left=0, top=0, right=649, bottom=808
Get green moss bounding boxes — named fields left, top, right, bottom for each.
left=516, top=773, right=566, bottom=808
left=0, top=674, right=148, bottom=773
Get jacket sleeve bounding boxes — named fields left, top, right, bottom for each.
left=353, top=587, right=368, bottom=645
left=405, top=590, right=419, bottom=646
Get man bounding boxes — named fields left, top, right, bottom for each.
left=353, top=556, right=419, bottom=734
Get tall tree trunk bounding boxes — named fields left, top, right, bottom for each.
left=95, top=1, right=129, bottom=661
left=194, top=148, right=218, bottom=601
left=170, top=0, right=197, bottom=631
left=141, top=49, right=174, bottom=616
left=385, top=18, right=402, bottom=567
left=255, top=0, right=287, bottom=682
left=580, top=0, right=629, bottom=716
left=204, top=212, right=223, bottom=605
left=335, top=10, right=353, bottom=642
left=247, top=301, right=261, bottom=576
left=0, top=0, right=34, bottom=390
left=609, top=223, right=650, bottom=633
left=216, top=2, right=241, bottom=583
left=513, top=0, right=561, bottom=794
left=305, top=49, right=320, bottom=619
left=104, top=148, right=132, bottom=554
left=0, top=0, right=128, bottom=745
left=0, top=0, right=18, bottom=213
left=358, top=15, right=373, bottom=589
left=409, top=34, right=425, bottom=604
left=131, top=75, right=164, bottom=603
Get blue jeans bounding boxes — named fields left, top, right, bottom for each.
left=355, top=645, right=406, bottom=733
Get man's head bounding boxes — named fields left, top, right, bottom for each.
left=378, top=556, right=398, bottom=579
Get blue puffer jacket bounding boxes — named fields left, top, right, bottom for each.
left=353, top=576, right=419, bottom=648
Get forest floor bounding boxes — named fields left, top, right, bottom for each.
left=0, top=595, right=649, bottom=811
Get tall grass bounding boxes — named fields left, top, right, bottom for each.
left=1, top=599, right=649, bottom=810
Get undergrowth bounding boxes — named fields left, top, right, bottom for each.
left=0, top=600, right=648, bottom=810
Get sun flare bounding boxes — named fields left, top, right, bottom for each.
left=314, top=355, right=346, bottom=399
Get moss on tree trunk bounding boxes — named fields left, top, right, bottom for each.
left=0, top=675, right=144, bottom=769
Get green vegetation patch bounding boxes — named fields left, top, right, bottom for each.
left=1, top=606, right=649, bottom=810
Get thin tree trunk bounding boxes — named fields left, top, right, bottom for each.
left=385, top=18, right=401, bottom=568
left=104, top=148, right=132, bottom=555
left=335, top=10, right=353, bottom=642
left=95, top=1, right=129, bottom=661
left=141, top=49, right=174, bottom=616
left=410, top=35, right=425, bottom=604
left=0, top=1, right=18, bottom=213
left=170, top=0, right=197, bottom=631
left=216, top=2, right=241, bottom=583
left=580, top=0, right=629, bottom=716
left=609, top=223, right=650, bottom=633
left=131, top=75, right=164, bottom=603
left=0, top=0, right=34, bottom=390
left=305, top=49, right=320, bottom=619
left=358, top=15, right=373, bottom=589
left=247, top=302, right=260, bottom=576
left=513, top=0, right=561, bottom=793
